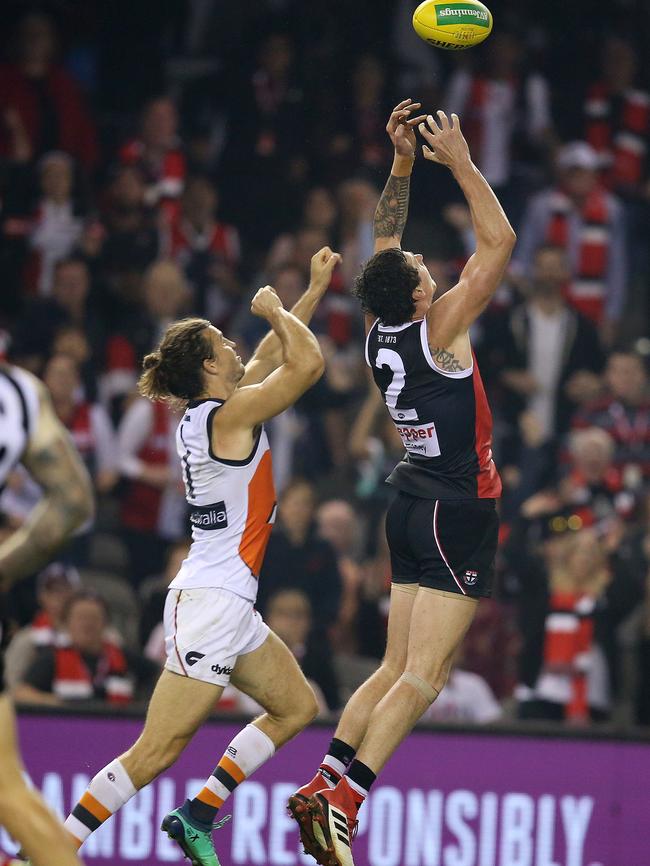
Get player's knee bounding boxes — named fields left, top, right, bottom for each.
left=400, top=670, right=441, bottom=706
left=293, top=684, right=320, bottom=730
left=379, top=658, right=406, bottom=688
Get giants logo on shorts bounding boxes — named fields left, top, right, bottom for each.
left=463, top=570, right=478, bottom=586
left=185, top=651, right=206, bottom=666
left=190, top=501, right=228, bottom=530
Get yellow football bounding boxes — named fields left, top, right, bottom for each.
left=412, top=0, right=493, bottom=50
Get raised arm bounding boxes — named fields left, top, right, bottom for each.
left=419, top=111, right=516, bottom=347
left=216, top=286, right=324, bottom=434
left=0, top=382, right=94, bottom=588
left=238, top=246, right=340, bottom=387
left=373, top=99, right=426, bottom=254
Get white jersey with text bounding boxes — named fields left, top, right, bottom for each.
left=0, top=364, right=41, bottom=492
left=169, top=398, right=277, bottom=602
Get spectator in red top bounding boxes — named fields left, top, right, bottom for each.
left=572, top=350, right=650, bottom=489
left=514, top=142, right=627, bottom=343
left=117, top=395, right=185, bottom=584
left=14, top=591, right=157, bottom=706
left=0, top=11, right=98, bottom=171
left=584, top=37, right=650, bottom=198
left=163, top=176, right=241, bottom=323
left=43, top=354, right=118, bottom=496
left=119, top=96, right=186, bottom=224
left=559, top=427, right=636, bottom=527
left=4, top=562, right=80, bottom=691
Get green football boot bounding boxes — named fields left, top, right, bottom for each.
left=160, top=800, right=231, bottom=866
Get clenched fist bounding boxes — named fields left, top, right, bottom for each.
left=310, top=246, right=342, bottom=290
left=251, top=285, right=283, bottom=319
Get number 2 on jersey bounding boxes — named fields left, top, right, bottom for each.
left=375, top=349, right=418, bottom=421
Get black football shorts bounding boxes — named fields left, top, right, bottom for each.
left=386, top=491, right=499, bottom=598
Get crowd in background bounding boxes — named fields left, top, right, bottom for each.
left=1, top=0, right=650, bottom=729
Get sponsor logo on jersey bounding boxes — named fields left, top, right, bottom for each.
left=396, top=422, right=442, bottom=458
left=464, top=569, right=478, bottom=585
left=227, top=746, right=238, bottom=757
left=189, top=500, right=228, bottom=530
left=185, top=651, right=206, bottom=666
left=212, top=663, right=234, bottom=676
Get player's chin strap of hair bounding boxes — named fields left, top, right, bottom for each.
left=400, top=671, right=439, bottom=704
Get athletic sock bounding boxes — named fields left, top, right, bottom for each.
left=318, top=737, right=356, bottom=788
left=64, top=759, right=137, bottom=848
left=342, top=760, right=377, bottom=809
left=190, top=724, right=275, bottom=825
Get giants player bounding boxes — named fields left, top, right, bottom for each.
left=62, top=248, right=339, bottom=866
left=0, top=363, right=93, bottom=866
left=289, top=104, right=516, bottom=866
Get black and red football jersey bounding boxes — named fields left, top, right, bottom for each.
left=365, top=317, right=501, bottom=500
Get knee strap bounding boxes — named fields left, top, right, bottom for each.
left=400, top=672, right=439, bottom=704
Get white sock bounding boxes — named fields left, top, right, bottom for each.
left=193, top=724, right=276, bottom=811
left=64, top=759, right=137, bottom=846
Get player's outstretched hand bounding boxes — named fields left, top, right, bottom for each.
left=386, top=98, right=428, bottom=160
left=310, top=246, right=342, bottom=291
left=251, top=285, right=283, bottom=320
left=418, top=111, right=471, bottom=170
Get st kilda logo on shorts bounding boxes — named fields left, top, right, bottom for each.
left=463, top=570, right=478, bottom=586
left=185, top=651, right=206, bottom=666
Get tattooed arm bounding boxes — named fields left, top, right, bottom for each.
left=0, top=381, right=93, bottom=588
left=373, top=99, right=425, bottom=254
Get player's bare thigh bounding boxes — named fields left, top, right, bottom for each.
left=0, top=692, right=29, bottom=789
left=383, top=583, right=419, bottom=675
left=231, top=631, right=318, bottom=743
left=405, top=587, right=478, bottom=691
left=121, top=669, right=224, bottom=786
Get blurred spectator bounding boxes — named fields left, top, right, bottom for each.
left=514, top=142, right=627, bottom=342
left=97, top=165, right=160, bottom=297
left=4, top=563, right=80, bottom=690
left=141, top=539, right=192, bottom=660
left=445, top=33, right=553, bottom=215
left=318, top=54, right=393, bottom=183
left=584, top=37, right=650, bottom=198
left=316, top=499, right=365, bottom=653
left=11, top=256, right=101, bottom=374
left=258, top=479, right=342, bottom=631
left=43, top=353, right=117, bottom=495
left=117, top=397, right=185, bottom=583
left=102, top=260, right=190, bottom=411
left=495, top=244, right=604, bottom=446
left=0, top=11, right=98, bottom=170
left=506, top=508, right=642, bottom=724
left=220, top=31, right=307, bottom=246
left=423, top=663, right=503, bottom=724
left=560, top=428, right=637, bottom=527
left=572, top=350, right=650, bottom=489
left=14, top=591, right=157, bottom=706
left=265, top=588, right=340, bottom=713
left=164, top=175, right=241, bottom=323
left=119, top=96, right=186, bottom=224
left=5, top=151, right=85, bottom=296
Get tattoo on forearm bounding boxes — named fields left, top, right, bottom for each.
left=374, top=174, right=410, bottom=240
left=431, top=347, right=465, bottom=373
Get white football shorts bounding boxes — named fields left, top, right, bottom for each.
left=163, top=587, right=270, bottom=687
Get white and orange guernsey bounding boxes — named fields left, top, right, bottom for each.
left=172, top=397, right=276, bottom=601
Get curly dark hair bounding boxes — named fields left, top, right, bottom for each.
left=353, top=248, right=419, bottom=325
left=138, top=317, right=214, bottom=405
